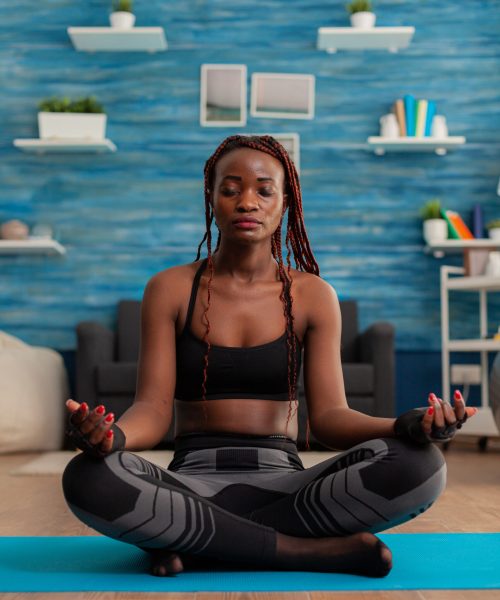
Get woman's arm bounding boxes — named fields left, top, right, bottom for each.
left=116, top=270, right=179, bottom=451
left=301, top=277, right=396, bottom=450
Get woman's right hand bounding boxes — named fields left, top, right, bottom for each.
left=65, top=399, right=115, bottom=456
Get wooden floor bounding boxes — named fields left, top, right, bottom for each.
left=1, top=439, right=500, bottom=600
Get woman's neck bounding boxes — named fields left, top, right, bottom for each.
left=211, top=243, right=277, bottom=282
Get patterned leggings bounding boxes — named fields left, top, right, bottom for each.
left=62, top=433, right=446, bottom=565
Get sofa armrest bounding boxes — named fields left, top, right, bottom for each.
left=359, top=322, right=395, bottom=417
left=76, top=322, right=115, bottom=408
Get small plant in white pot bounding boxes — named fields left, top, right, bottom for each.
left=420, top=198, right=448, bottom=244
left=486, top=219, right=500, bottom=241
left=37, top=96, right=107, bottom=140
left=346, top=0, right=376, bottom=29
left=110, top=0, right=135, bottom=29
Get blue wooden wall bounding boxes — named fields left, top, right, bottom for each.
left=1, top=0, right=499, bottom=361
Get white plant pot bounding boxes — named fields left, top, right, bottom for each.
left=38, top=112, right=107, bottom=140
left=488, top=228, right=500, bottom=241
left=423, top=219, right=448, bottom=244
left=109, top=11, right=136, bottom=28
left=350, top=11, right=376, bottom=29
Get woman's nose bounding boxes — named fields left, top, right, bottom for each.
left=236, top=190, right=259, bottom=211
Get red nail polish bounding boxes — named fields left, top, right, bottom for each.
left=96, top=405, right=105, bottom=415
left=80, top=402, right=88, bottom=411
left=428, top=406, right=435, bottom=415
left=105, top=413, right=114, bottom=423
left=106, top=430, right=113, bottom=438
left=454, top=390, right=461, bottom=400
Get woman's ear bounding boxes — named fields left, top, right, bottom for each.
left=282, top=193, right=289, bottom=214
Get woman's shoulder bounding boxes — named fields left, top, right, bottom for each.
left=142, top=260, right=205, bottom=310
left=292, top=269, right=339, bottom=301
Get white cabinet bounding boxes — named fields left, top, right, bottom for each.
left=440, top=265, right=500, bottom=438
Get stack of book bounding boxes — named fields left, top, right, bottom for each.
left=441, top=209, right=475, bottom=240
left=392, top=94, right=437, bottom=138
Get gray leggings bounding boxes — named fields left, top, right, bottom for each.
left=62, top=433, right=446, bottom=566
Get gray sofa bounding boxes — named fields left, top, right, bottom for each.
left=75, top=300, right=395, bottom=450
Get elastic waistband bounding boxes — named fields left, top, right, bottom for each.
left=173, top=431, right=297, bottom=452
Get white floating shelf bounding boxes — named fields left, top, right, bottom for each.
left=367, top=136, right=466, bottom=155
left=425, top=239, right=500, bottom=257
left=317, top=26, right=415, bottom=53
left=13, top=139, right=117, bottom=154
left=67, top=27, right=167, bottom=52
left=0, top=239, right=66, bottom=256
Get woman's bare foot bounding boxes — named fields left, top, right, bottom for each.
left=276, top=531, right=393, bottom=577
left=146, top=548, right=184, bottom=576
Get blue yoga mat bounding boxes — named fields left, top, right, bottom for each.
left=1, top=534, right=499, bottom=592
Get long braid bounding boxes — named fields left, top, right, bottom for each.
left=197, top=135, right=319, bottom=449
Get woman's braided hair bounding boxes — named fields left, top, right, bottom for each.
left=195, top=135, right=319, bottom=448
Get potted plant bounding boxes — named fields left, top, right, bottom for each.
left=486, top=219, right=500, bottom=241
left=37, top=96, right=106, bottom=140
left=110, top=0, right=135, bottom=29
left=420, top=198, right=447, bottom=243
left=346, top=0, right=376, bottom=29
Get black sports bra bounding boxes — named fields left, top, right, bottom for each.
left=175, top=259, right=302, bottom=401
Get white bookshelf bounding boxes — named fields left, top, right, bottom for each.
left=425, top=239, right=500, bottom=258
left=0, top=239, right=66, bottom=256
left=440, top=265, right=500, bottom=439
left=67, top=27, right=167, bottom=52
left=13, top=139, right=117, bottom=154
left=317, top=27, right=415, bottom=53
left=367, top=136, right=466, bottom=155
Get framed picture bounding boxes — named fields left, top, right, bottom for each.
left=250, top=73, right=315, bottom=120
left=242, top=133, right=301, bottom=173
left=200, top=64, right=247, bottom=127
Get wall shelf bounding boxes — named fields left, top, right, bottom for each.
left=13, top=139, right=117, bottom=154
left=425, top=239, right=500, bottom=258
left=0, top=239, right=66, bottom=256
left=367, top=136, right=466, bottom=155
left=317, top=26, right=415, bottom=53
left=67, top=27, right=167, bottom=52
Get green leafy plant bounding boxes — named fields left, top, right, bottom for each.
left=486, top=219, right=500, bottom=230
left=112, top=0, right=133, bottom=12
left=38, top=96, right=105, bottom=114
left=420, top=198, right=444, bottom=221
left=346, top=0, right=373, bottom=15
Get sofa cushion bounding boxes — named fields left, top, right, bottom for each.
left=96, top=362, right=137, bottom=394
left=342, top=363, right=374, bottom=395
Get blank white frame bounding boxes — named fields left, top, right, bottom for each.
left=200, top=64, right=247, bottom=127
left=251, top=73, right=315, bottom=120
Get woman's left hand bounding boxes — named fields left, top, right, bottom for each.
left=421, top=390, right=478, bottom=440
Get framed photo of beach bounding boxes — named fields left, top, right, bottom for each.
left=250, top=73, right=315, bottom=120
left=200, top=64, right=247, bottom=127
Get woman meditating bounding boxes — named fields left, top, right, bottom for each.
left=63, top=135, right=476, bottom=578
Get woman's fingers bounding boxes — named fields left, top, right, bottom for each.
left=421, top=405, right=435, bottom=436
left=428, top=393, right=445, bottom=428
left=65, top=399, right=89, bottom=424
left=80, top=404, right=106, bottom=435
left=100, top=429, right=114, bottom=454
left=88, top=412, right=115, bottom=445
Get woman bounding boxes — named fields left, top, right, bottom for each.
left=63, top=135, right=476, bottom=578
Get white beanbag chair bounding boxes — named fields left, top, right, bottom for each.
left=0, top=331, right=69, bottom=453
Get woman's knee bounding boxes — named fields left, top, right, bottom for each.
left=62, top=451, right=141, bottom=522
left=360, top=438, right=447, bottom=505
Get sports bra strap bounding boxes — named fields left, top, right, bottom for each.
left=184, top=258, right=208, bottom=332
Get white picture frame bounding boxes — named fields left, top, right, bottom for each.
left=200, top=64, right=247, bottom=127
left=251, top=73, right=315, bottom=120
left=241, top=133, right=301, bottom=174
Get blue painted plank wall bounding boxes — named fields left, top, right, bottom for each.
left=1, top=0, right=499, bottom=361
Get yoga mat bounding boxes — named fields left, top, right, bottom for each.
left=1, top=534, right=499, bottom=592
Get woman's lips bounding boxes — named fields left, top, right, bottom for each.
left=233, top=221, right=261, bottom=229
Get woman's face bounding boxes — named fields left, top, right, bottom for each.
left=211, top=147, right=288, bottom=244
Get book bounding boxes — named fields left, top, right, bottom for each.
left=425, top=100, right=436, bottom=136
left=415, top=99, right=428, bottom=137
left=403, top=94, right=416, bottom=136
left=441, top=209, right=475, bottom=240
left=393, top=99, right=407, bottom=136
left=471, top=204, right=485, bottom=238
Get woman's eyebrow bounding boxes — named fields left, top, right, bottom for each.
left=221, top=175, right=276, bottom=183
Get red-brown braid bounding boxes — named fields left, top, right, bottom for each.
left=196, top=135, right=319, bottom=449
